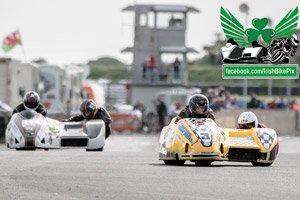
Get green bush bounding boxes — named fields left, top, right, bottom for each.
left=88, top=65, right=129, bottom=82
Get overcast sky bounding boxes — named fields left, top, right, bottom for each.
left=0, top=0, right=299, bottom=65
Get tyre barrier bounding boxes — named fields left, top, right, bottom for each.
left=110, top=113, right=140, bottom=132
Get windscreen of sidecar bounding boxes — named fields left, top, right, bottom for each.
left=19, top=110, right=40, bottom=119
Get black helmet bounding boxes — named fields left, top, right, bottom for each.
left=189, top=94, right=209, bottom=115
left=80, top=99, right=98, bottom=118
left=23, top=91, right=40, bottom=110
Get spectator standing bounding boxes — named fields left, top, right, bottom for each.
left=155, top=98, right=167, bottom=132
left=148, top=55, right=156, bottom=82
left=142, top=58, right=148, bottom=80
left=268, top=97, right=278, bottom=109
left=225, top=96, right=237, bottom=110
left=210, top=97, right=224, bottom=112
left=247, top=93, right=260, bottom=108
left=260, top=100, right=267, bottom=109
left=169, top=15, right=175, bottom=27
left=158, top=64, right=168, bottom=82
left=134, top=101, right=147, bottom=132
left=173, top=57, right=181, bottom=80
left=278, top=96, right=287, bottom=109
left=205, top=88, right=214, bottom=104
left=291, top=99, right=300, bottom=111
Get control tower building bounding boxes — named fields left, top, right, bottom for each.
left=121, top=4, right=199, bottom=106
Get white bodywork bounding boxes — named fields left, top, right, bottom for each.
left=221, top=45, right=263, bottom=61
left=242, top=47, right=263, bottom=58
left=5, top=111, right=105, bottom=150
left=221, top=45, right=236, bottom=59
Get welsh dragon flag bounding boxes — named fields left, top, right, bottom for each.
left=2, top=30, right=22, bottom=52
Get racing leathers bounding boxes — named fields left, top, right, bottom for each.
left=65, top=107, right=112, bottom=139
left=175, top=105, right=215, bottom=124
left=12, top=103, right=47, bottom=117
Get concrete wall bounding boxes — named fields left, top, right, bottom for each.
left=215, top=109, right=299, bottom=136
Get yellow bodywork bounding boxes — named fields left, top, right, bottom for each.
left=159, top=118, right=278, bottom=165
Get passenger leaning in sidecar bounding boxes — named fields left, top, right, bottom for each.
left=63, top=99, right=112, bottom=139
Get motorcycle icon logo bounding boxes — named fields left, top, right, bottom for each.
left=220, top=6, right=299, bottom=64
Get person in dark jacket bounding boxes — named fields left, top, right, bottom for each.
left=64, top=99, right=111, bottom=139
left=12, top=91, right=47, bottom=117
left=247, top=93, right=260, bottom=109
left=173, top=57, right=181, bottom=80
left=155, top=98, right=167, bottom=131
left=175, top=94, right=215, bottom=124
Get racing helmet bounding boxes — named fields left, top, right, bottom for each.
left=238, top=112, right=258, bottom=129
left=189, top=94, right=209, bottom=115
left=80, top=99, right=98, bottom=119
left=23, top=91, right=40, bottom=110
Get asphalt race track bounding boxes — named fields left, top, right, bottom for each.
left=0, top=134, right=299, bottom=200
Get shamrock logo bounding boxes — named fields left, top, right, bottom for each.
left=220, top=6, right=299, bottom=47
left=245, top=18, right=275, bottom=45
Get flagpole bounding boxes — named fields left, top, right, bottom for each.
left=21, top=45, right=27, bottom=63
left=18, top=29, right=27, bottom=63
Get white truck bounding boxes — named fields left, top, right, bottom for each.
left=0, top=58, right=40, bottom=108
left=39, top=65, right=67, bottom=114
left=39, top=64, right=84, bottom=116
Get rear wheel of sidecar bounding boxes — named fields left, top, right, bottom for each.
left=86, top=147, right=103, bottom=152
left=195, top=160, right=212, bottom=166
left=163, top=160, right=186, bottom=166
left=251, top=162, right=272, bottom=167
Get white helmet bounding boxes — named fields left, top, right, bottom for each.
left=238, top=112, right=258, bottom=129
left=292, top=34, right=299, bottom=46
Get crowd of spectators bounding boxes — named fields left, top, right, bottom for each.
left=132, top=88, right=300, bottom=132
left=203, top=87, right=300, bottom=112
left=142, top=56, right=182, bottom=83
left=133, top=88, right=300, bottom=124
